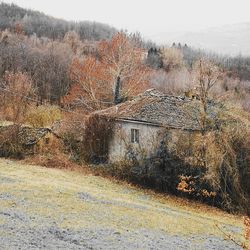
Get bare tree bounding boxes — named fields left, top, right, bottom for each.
left=191, top=58, right=222, bottom=133
left=161, top=47, right=184, bottom=72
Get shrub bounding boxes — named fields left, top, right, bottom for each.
left=24, top=105, right=61, bottom=128
left=82, top=114, right=114, bottom=163
left=0, top=125, right=24, bottom=159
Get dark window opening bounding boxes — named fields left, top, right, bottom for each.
left=131, top=129, right=139, bottom=143
left=45, top=138, right=50, bottom=144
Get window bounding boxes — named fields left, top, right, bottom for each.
left=45, top=138, right=50, bottom=145
left=131, top=129, right=139, bottom=143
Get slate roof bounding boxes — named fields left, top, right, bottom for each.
left=96, top=89, right=200, bottom=130
left=0, top=125, right=52, bottom=146
left=18, top=127, right=52, bottom=145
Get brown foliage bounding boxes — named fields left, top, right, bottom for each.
left=0, top=71, right=36, bottom=122
left=24, top=105, right=61, bottom=128
left=27, top=152, right=77, bottom=170
left=25, top=151, right=91, bottom=175
left=0, top=124, right=23, bottom=158
left=244, top=216, right=250, bottom=241
left=173, top=111, right=250, bottom=212
left=66, top=56, right=112, bottom=111
left=177, top=175, right=217, bottom=198
left=177, top=175, right=195, bottom=194
left=82, top=114, right=114, bottom=163
left=65, top=32, right=150, bottom=111
left=191, top=59, right=223, bottom=133
left=98, top=32, right=150, bottom=98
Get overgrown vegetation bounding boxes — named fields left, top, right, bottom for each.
left=80, top=114, right=114, bottom=163
left=24, top=105, right=61, bottom=128
left=0, top=124, right=23, bottom=158
left=86, top=60, right=250, bottom=216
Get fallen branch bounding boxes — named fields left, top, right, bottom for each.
left=215, top=222, right=249, bottom=250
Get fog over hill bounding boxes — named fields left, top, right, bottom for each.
left=0, top=2, right=117, bottom=40
left=153, top=23, right=250, bottom=56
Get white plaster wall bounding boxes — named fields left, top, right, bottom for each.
left=108, top=120, right=162, bottom=162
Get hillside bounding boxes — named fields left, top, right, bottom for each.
left=0, top=159, right=245, bottom=249
left=155, top=23, right=250, bottom=56
left=0, top=2, right=117, bottom=40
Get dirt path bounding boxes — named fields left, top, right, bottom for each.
left=0, top=159, right=244, bottom=249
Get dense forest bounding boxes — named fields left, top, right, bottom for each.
left=0, top=3, right=249, bottom=217
left=0, top=2, right=117, bottom=40
left=0, top=2, right=249, bottom=110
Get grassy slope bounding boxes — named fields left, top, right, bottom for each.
left=0, top=159, right=245, bottom=245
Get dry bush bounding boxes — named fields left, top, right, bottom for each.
left=56, top=112, right=88, bottom=163
left=59, top=113, right=114, bottom=164
left=172, top=58, right=250, bottom=212
left=23, top=133, right=89, bottom=173
left=24, top=105, right=61, bottom=128
left=91, top=160, right=135, bottom=180
left=27, top=152, right=76, bottom=170
left=171, top=108, right=250, bottom=213
left=0, top=125, right=24, bottom=158
left=244, top=216, right=250, bottom=240
left=243, top=216, right=250, bottom=249
left=25, top=151, right=90, bottom=175
left=58, top=111, right=86, bottom=136
left=0, top=71, right=36, bottom=123
left=82, top=114, right=114, bottom=163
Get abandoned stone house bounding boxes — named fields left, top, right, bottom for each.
left=0, top=125, right=59, bottom=156
left=93, top=89, right=200, bottom=163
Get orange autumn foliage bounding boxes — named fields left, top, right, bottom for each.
left=65, top=32, right=150, bottom=112
left=244, top=216, right=250, bottom=240
left=65, top=56, right=112, bottom=111
left=98, top=32, right=150, bottom=97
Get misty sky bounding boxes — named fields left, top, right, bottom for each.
left=2, top=0, right=250, bottom=40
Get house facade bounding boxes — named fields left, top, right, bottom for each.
left=108, top=119, right=162, bottom=162
left=95, top=89, right=200, bottom=163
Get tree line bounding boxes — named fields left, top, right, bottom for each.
left=0, top=2, right=117, bottom=41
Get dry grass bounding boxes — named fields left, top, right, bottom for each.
left=0, top=158, right=246, bottom=244
left=23, top=153, right=91, bottom=174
